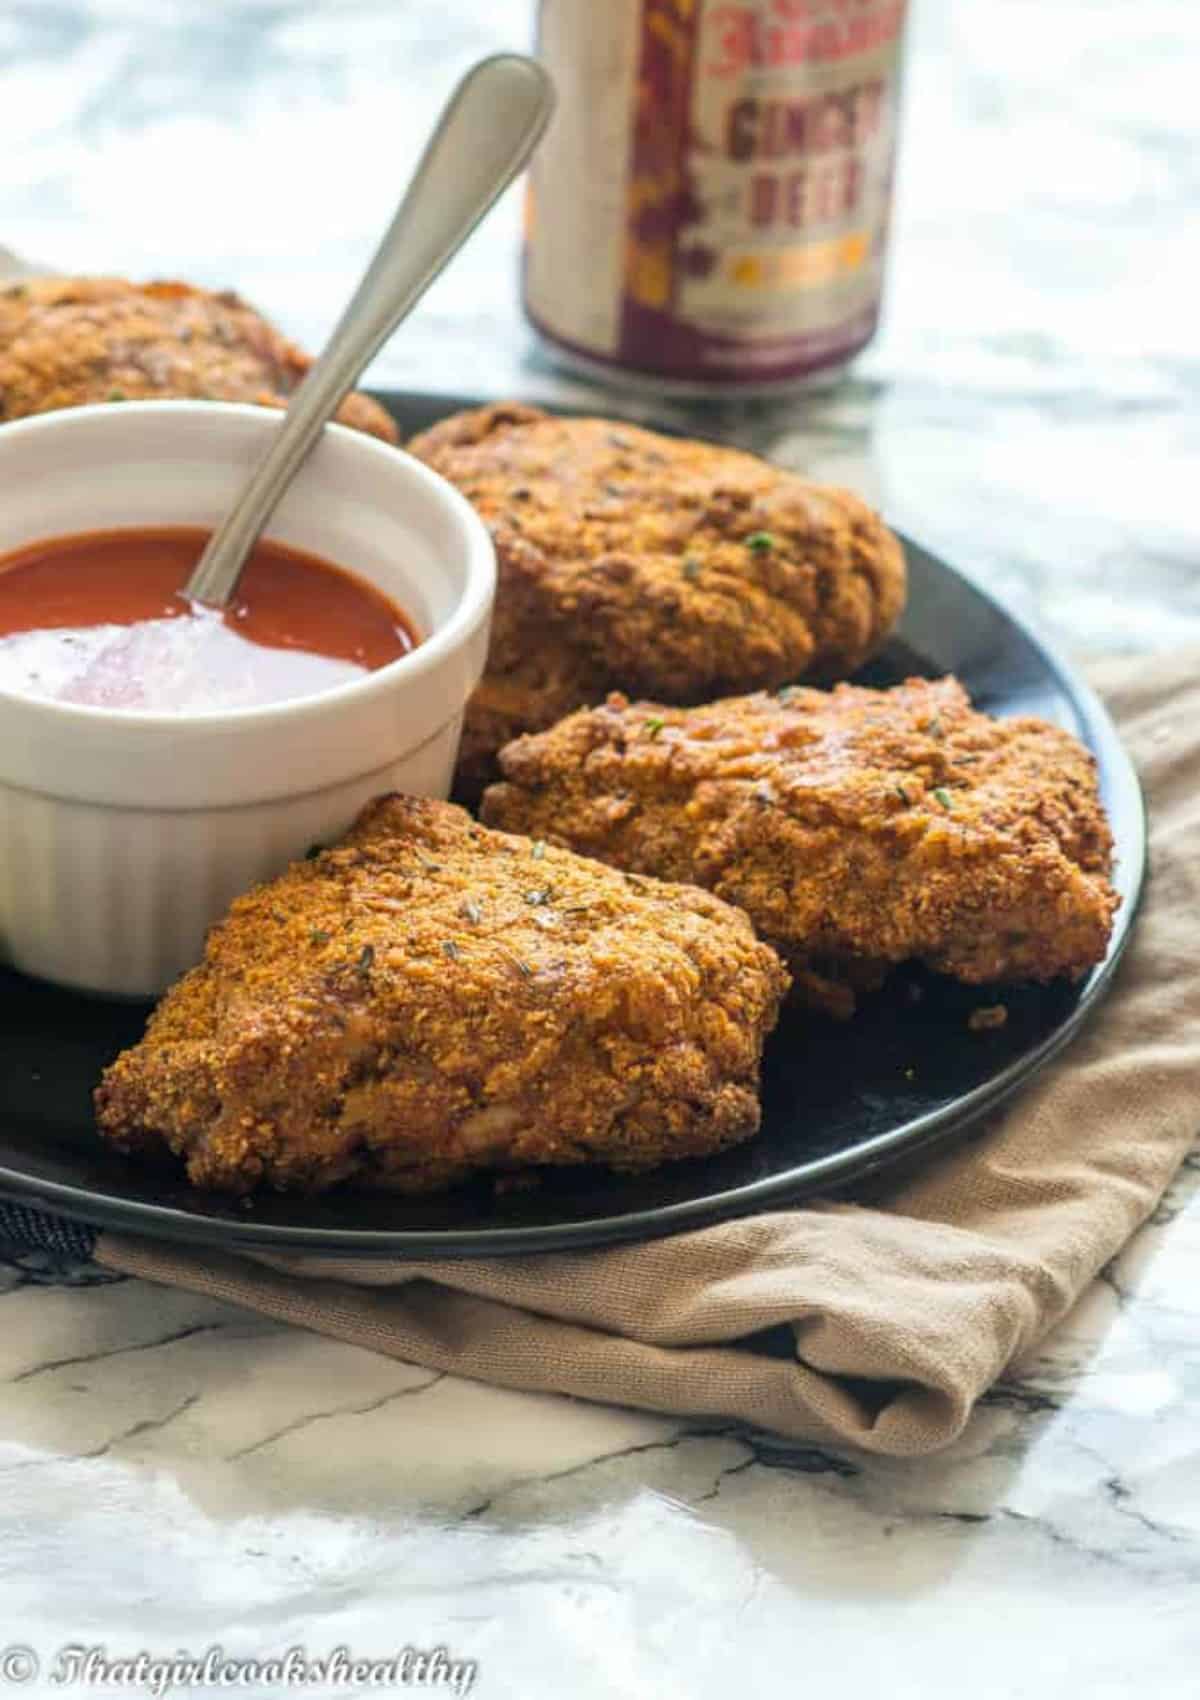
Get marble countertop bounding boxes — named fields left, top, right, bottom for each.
left=2, top=1, right=1198, bottom=1695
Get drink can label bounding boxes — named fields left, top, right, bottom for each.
left=524, top=0, right=908, bottom=390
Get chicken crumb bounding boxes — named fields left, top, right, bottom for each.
left=967, top=1004, right=1009, bottom=1032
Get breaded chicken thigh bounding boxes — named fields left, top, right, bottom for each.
left=481, top=678, right=1119, bottom=1015
left=408, top=403, right=906, bottom=792
left=0, top=276, right=397, bottom=441
left=95, top=796, right=788, bottom=1195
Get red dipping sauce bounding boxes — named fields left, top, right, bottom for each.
left=0, top=526, right=418, bottom=712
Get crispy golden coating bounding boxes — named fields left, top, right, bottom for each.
left=408, top=403, right=906, bottom=792
left=95, top=795, right=787, bottom=1196
left=453, top=581, right=610, bottom=799
left=482, top=677, right=1119, bottom=1016
left=0, top=276, right=397, bottom=441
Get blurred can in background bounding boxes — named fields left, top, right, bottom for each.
left=523, top=0, right=908, bottom=397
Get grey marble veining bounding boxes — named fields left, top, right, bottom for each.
left=2, top=1, right=1200, bottom=1695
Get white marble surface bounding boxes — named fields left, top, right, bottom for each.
left=2, top=2, right=1200, bottom=1695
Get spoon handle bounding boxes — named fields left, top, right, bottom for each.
left=185, top=53, right=555, bottom=608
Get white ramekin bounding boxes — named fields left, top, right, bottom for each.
left=0, top=401, right=495, bottom=997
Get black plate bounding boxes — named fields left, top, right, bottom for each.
left=0, top=391, right=1145, bottom=1255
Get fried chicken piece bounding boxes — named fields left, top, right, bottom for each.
left=0, top=276, right=397, bottom=441
left=481, top=677, right=1119, bottom=1016
left=408, top=403, right=906, bottom=793
left=95, top=795, right=787, bottom=1195
left=452, top=561, right=610, bottom=797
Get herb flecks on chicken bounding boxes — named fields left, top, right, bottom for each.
left=95, top=796, right=788, bottom=1195
left=482, top=677, right=1119, bottom=1015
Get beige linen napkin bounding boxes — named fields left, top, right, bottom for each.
left=93, top=651, right=1199, bottom=1455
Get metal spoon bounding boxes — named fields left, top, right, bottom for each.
left=185, top=52, right=554, bottom=609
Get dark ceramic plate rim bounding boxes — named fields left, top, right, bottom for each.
left=0, top=397, right=1146, bottom=1255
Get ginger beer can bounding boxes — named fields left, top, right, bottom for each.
left=523, top=0, right=909, bottom=396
